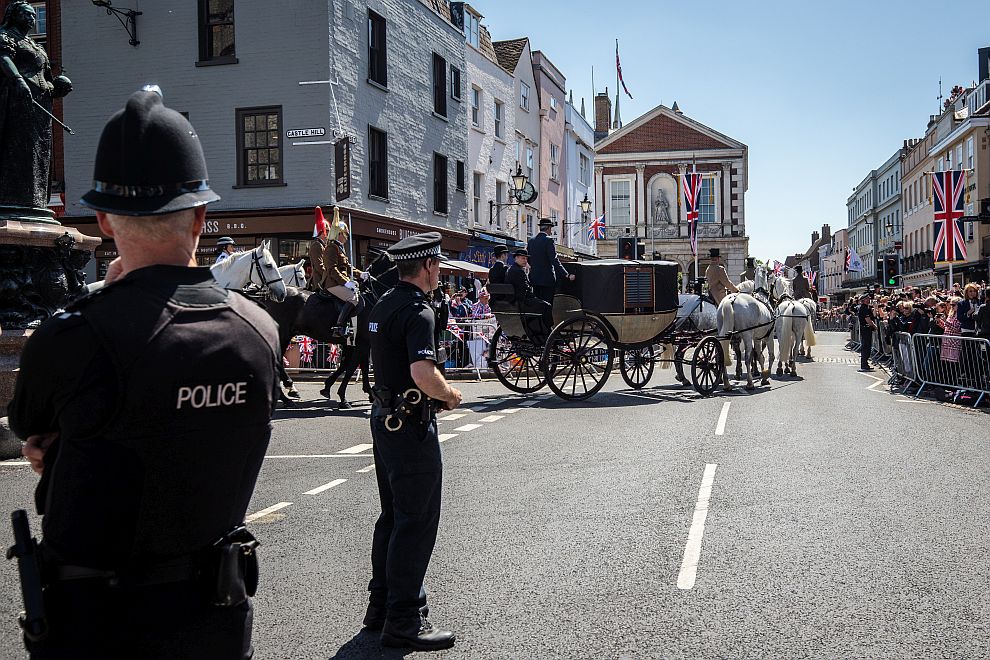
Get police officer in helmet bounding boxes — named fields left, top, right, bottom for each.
left=9, top=87, right=281, bottom=659
left=215, top=236, right=237, bottom=264
left=366, top=232, right=462, bottom=651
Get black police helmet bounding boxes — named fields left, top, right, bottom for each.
left=81, top=86, right=220, bottom=216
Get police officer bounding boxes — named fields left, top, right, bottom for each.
left=366, top=232, right=462, bottom=651
left=793, top=265, right=812, bottom=300
left=487, top=244, right=509, bottom=285
left=8, top=87, right=281, bottom=659
left=858, top=292, right=877, bottom=371
left=215, top=236, right=237, bottom=264
left=740, top=257, right=757, bottom=283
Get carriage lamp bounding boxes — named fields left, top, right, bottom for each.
left=580, top=194, right=592, bottom=214
left=511, top=165, right=528, bottom=194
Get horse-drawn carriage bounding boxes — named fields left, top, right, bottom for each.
left=487, top=260, right=725, bottom=400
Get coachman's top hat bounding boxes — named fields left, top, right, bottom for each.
left=492, top=245, right=509, bottom=256
left=514, top=248, right=529, bottom=257
left=538, top=218, right=554, bottom=228
left=709, top=248, right=721, bottom=258
left=746, top=257, right=755, bottom=267
left=795, top=265, right=804, bottom=273
left=81, top=87, right=220, bottom=216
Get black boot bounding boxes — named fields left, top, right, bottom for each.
left=332, top=301, right=356, bottom=339
left=381, top=613, right=453, bottom=651
left=363, top=603, right=428, bottom=633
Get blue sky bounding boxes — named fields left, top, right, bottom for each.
left=475, top=0, right=990, bottom=261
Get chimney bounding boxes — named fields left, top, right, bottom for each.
left=595, top=88, right=612, bottom=136
left=811, top=231, right=820, bottom=246
left=822, top=224, right=831, bottom=240
left=980, top=47, right=990, bottom=83
left=449, top=2, right=465, bottom=30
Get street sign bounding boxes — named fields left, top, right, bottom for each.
left=334, top=138, right=351, bottom=201
left=894, top=241, right=903, bottom=251
left=286, top=127, right=326, bottom=138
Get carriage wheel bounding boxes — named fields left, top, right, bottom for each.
left=541, top=317, right=613, bottom=401
left=691, top=337, right=724, bottom=397
left=619, top=345, right=655, bottom=389
left=673, top=345, right=688, bottom=384
left=488, top=328, right=546, bottom=394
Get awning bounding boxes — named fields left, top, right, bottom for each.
left=441, top=259, right=490, bottom=274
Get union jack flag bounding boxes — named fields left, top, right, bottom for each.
left=588, top=214, right=606, bottom=241
left=446, top=320, right=464, bottom=340
left=327, top=342, right=340, bottom=365
left=932, top=170, right=968, bottom=263
left=807, top=270, right=817, bottom=286
left=772, top=260, right=784, bottom=275
left=682, top=172, right=702, bottom=255
left=616, top=40, right=633, bottom=99
left=298, top=336, right=314, bottom=363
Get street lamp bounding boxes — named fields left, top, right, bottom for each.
left=579, top=194, right=592, bottom=214
left=511, top=165, right=527, bottom=194
left=490, top=165, right=536, bottom=229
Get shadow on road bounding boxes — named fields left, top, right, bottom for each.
left=274, top=400, right=372, bottom=421
left=329, top=630, right=415, bottom=659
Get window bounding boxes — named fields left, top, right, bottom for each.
left=550, top=144, right=559, bottom=181
left=550, top=209, right=559, bottom=230
left=464, top=10, right=480, bottom=49
left=368, top=10, right=387, bottom=87
left=697, top=177, right=717, bottom=224
left=550, top=96, right=557, bottom=110
left=198, top=0, right=236, bottom=64
left=955, top=145, right=962, bottom=171
left=237, top=107, right=282, bottom=186
left=455, top=160, right=465, bottom=192
left=368, top=126, right=388, bottom=199
left=432, top=53, right=447, bottom=117
left=28, top=2, right=45, bottom=42
left=472, top=172, right=483, bottom=224
left=525, top=147, right=534, bottom=180
left=579, top=153, right=590, bottom=186
left=967, top=138, right=974, bottom=170
left=520, top=82, right=530, bottom=111
left=609, top=180, right=631, bottom=224
left=433, top=153, right=448, bottom=214
left=470, top=87, right=481, bottom=127
left=494, top=100, right=504, bottom=139
left=450, top=66, right=461, bottom=101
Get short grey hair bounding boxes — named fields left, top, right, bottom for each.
left=104, top=209, right=198, bottom=243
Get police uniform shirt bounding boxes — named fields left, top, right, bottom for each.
left=368, top=281, right=437, bottom=394
left=8, top=265, right=281, bottom=569
left=857, top=301, right=876, bottom=329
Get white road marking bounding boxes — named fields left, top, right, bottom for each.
left=611, top=390, right=663, bottom=402
left=339, top=443, right=373, bottom=454
left=501, top=408, right=522, bottom=414
left=896, top=399, right=926, bottom=404
left=715, top=402, right=731, bottom=436
left=867, top=379, right=886, bottom=391
left=0, top=461, right=30, bottom=467
left=246, top=502, right=292, bottom=523
left=518, top=400, right=538, bottom=407
left=303, top=479, right=348, bottom=495
left=470, top=406, right=490, bottom=413
left=453, top=424, right=482, bottom=432
left=677, top=463, right=718, bottom=590
left=438, top=413, right=466, bottom=421
left=356, top=465, right=376, bottom=473
left=438, top=433, right=458, bottom=443
left=265, top=454, right=370, bottom=459
left=478, top=415, right=504, bottom=423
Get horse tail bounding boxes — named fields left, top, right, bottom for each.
left=717, top=298, right=734, bottom=367
left=804, top=314, right=818, bottom=347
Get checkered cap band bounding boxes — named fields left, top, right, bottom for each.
left=390, top=245, right=442, bottom=261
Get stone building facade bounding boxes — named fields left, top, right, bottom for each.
left=564, top=95, right=596, bottom=258
left=531, top=50, right=566, bottom=241
left=593, top=99, right=750, bottom=289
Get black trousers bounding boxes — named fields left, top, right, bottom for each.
left=27, top=579, right=253, bottom=659
left=532, top=284, right=556, bottom=307
left=860, top=327, right=873, bottom=367
left=369, top=414, right=442, bottom=621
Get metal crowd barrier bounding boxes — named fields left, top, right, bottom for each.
left=887, top=331, right=990, bottom=406
left=848, top=317, right=861, bottom=350
left=438, top=318, right=498, bottom=380
left=813, top=316, right=849, bottom=332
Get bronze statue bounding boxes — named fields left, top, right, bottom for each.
left=0, top=1, right=72, bottom=211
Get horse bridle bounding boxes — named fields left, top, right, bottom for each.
left=251, top=251, right=284, bottom=290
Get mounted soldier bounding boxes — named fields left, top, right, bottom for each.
left=307, top=206, right=366, bottom=338
left=792, top=265, right=812, bottom=300
left=705, top=248, right=738, bottom=304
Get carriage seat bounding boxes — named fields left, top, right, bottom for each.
left=486, top=283, right=542, bottom=317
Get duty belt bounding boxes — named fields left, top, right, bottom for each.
left=371, top=386, right=440, bottom=431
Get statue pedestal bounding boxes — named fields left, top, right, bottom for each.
left=0, top=217, right=101, bottom=459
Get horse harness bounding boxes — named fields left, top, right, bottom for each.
left=719, top=292, right=776, bottom=341
left=251, top=251, right=283, bottom=293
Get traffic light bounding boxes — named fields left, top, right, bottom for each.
left=884, top=254, right=898, bottom=287
left=618, top=236, right=635, bottom=260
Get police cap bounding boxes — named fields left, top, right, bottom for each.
left=81, top=86, right=220, bottom=216
left=387, top=232, right=443, bottom=261
left=216, top=236, right=236, bottom=247
left=492, top=245, right=509, bottom=256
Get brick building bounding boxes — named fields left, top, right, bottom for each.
left=593, top=97, right=750, bottom=289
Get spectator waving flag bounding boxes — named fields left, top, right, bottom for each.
left=932, top=170, right=968, bottom=263
left=682, top=172, right=702, bottom=255
left=616, top=40, right=633, bottom=99
left=298, top=336, right=314, bottom=363
left=588, top=213, right=607, bottom=241
left=446, top=320, right=464, bottom=341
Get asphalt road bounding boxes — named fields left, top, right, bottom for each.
left=0, top=333, right=987, bottom=659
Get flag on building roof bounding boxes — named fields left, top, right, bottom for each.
left=932, top=170, right=968, bottom=263
left=588, top=213, right=607, bottom=241
left=682, top=172, right=702, bottom=255
left=615, top=40, right=633, bottom=100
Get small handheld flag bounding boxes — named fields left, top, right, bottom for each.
left=772, top=260, right=784, bottom=275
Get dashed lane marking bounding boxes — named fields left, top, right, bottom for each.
left=356, top=465, right=376, bottom=473
left=438, top=413, right=466, bottom=421
left=478, top=415, right=504, bottom=423
left=439, top=433, right=458, bottom=443
left=518, top=400, right=538, bottom=407
left=715, top=402, right=731, bottom=436
left=677, top=463, right=718, bottom=590
left=501, top=408, right=522, bottom=414
left=303, top=479, right=348, bottom=495
left=1, top=461, right=30, bottom=467
left=453, top=424, right=482, bottom=432
left=265, top=454, right=370, bottom=459
left=246, top=502, right=292, bottom=523
left=339, top=443, right=373, bottom=454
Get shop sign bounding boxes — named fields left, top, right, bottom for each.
left=335, top=139, right=351, bottom=201
left=461, top=246, right=496, bottom=268
left=201, top=216, right=309, bottom=237
left=286, top=127, right=325, bottom=138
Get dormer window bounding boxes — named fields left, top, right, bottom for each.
left=464, top=9, right=480, bottom=49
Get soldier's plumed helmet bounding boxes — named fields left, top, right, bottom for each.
left=81, top=87, right=220, bottom=216
left=387, top=232, right=443, bottom=261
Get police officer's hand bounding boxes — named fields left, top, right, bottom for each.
left=22, top=432, right=58, bottom=475
left=442, top=387, right=463, bottom=411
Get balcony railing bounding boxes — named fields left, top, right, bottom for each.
left=968, top=79, right=990, bottom=116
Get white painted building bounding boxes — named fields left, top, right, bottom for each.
left=563, top=95, right=596, bottom=257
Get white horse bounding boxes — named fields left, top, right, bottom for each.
left=770, top=275, right=812, bottom=377
left=796, top=298, right=818, bottom=359
left=716, top=269, right=775, bottom=391
left=278, top=259, right=307, bottom=288
left=210, top=242, right=287, bottom=302
left=660, top=293, right=719, bottom=383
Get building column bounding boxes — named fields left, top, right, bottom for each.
left=721, top=161, right=732, bottom=235
left=635, top=165, right=646, bottom=244
left=677, top=164, right=687, bottom=237
left=594, top=166, right=605, bottom=218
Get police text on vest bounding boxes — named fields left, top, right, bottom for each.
left=176, top=382, right=248, bottom=409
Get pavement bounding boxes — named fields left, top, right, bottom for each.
left=0, top=333, right=987, bottom=659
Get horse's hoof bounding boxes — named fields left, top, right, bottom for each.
left=776, top=368, right=783, bottom=375
left=761, top=379, right=770, bottom=386
left=338, top=401, right=353, bottom=410
left=745, top=384, right=756, bottom=391
left=287, top=389, right=301, bottom=399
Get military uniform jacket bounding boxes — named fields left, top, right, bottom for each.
left=369, top=282, right=438, bottom=394
left=526, top=232, right=569, bottom=287
left=705, top=264, right=738, bottom=304
left=8, top=265, right=281, bottom=569
left=308, top=237, right=329, bottom=291
left=488, top=260, right=508, bottom=285
left=793, top=275, right=811, bottom=300
left=324, top=239, right=360, bottom=288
